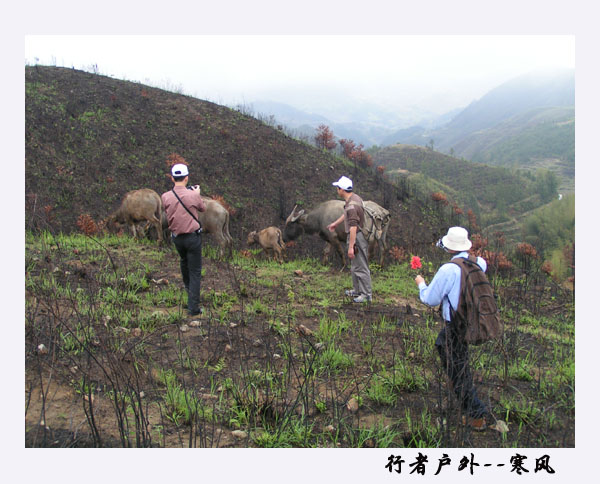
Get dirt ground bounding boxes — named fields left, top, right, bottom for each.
left=26, top=243, right=574, bottom=449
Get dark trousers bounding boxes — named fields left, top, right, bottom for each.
left=173, top=232, right=202, bottom=314
left=435, top=322, right=488, bottom=418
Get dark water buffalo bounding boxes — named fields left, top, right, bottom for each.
left=283, top=200, right=390, bottom=266
left=284, top=200, right=346, bottom=265
left=106, top=188, right=164, bottom=243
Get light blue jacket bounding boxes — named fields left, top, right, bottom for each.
left=418, top=252, right=487, bottom=322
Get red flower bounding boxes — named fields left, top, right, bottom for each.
left=411, top=256, right=422, bottom=270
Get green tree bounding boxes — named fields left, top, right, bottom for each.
left=534, top=169, right=559, bottom=203
left=522, top=193, right=574, bottom=258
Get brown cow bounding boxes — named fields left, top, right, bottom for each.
left=198, top=196, right=234, bottom=257
left=106, top=188, right=163, bottom=243
left=247, top=226, right=285, bottom=263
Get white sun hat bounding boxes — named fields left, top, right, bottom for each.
left=332, top=175, right=353, bottom=191
left=441, top=226, right=472, bottom=251
left=171, top=163, right=189, bottom=177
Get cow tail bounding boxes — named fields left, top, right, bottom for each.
left=223, top=211, right=233, bottom=246
left=156, top=196, right=163, bottom=223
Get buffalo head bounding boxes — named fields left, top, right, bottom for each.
left=283, top=205, right=306, bottom=242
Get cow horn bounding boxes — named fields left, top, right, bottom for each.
left=286, top=205, right=300, bottom=224
left=290, top=209, right=304, bottom=223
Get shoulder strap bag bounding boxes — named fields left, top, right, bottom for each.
left=171, top=189, right=203, bottom=232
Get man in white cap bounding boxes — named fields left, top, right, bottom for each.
left=327, top=175, right=372, bottom=303
left=414, top=226, right=489, bottom=430
left=161, top=163, right=206, bottom=316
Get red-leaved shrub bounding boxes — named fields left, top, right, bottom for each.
left=77, top=214, right=99, bottom=236
left=388, top=246, right=406, bottom=263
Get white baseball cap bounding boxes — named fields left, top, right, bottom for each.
left=332, top=175, right=353, bottom=191
left=171, top=163, right=189, bottom=177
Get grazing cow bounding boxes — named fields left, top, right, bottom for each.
left=283, top=199, right=390, bottom=267
left=199, top=196, right=234, bottom=257
left=106, top=189, right=163, bottom=243
left=149, top=196, right=233, bottom=256
left=247, top=226, right=285, bottom=263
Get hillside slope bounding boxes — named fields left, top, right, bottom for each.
left=25, top=66, right=440, bottom=256
left=370, top=144, right=555, bottom=227
left=379, top=69, right=575, bottom=184
left=436, top=68, right=574, bottom=149
left=458, top=107, right=575, bottom=192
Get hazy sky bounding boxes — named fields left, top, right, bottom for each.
left=25, top=35, right=575, bottom=116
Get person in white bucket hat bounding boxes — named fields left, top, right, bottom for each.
left=440, top=226, right=472, bottom=251
left=413, top=226, right=490, bottom=430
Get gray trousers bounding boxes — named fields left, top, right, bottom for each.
left=349, top=232, right=372, bottom=297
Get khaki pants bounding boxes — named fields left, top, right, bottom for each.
left=350, top=232, right=372, bottom=297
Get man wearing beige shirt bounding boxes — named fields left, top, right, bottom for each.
left=161, top=163, right=206, bottom=316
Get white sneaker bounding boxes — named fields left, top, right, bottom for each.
left=345, top=289, right=357, bottom=297
left=353, top=294, right=372, bottom=303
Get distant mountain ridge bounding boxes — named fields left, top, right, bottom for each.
left=383, top=68, right=574, bottom=151
left=435, top=68, right=574, bottom=150
left=379, top=68, right=575, bottom=192
left=250, top=100, right=457, bottom=147
left=250, top=100, right=330, bottom=127
left=249, top=69, right=574, bottom=179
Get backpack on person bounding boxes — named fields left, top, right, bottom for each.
left=449, top=255, right=502, bottom=345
